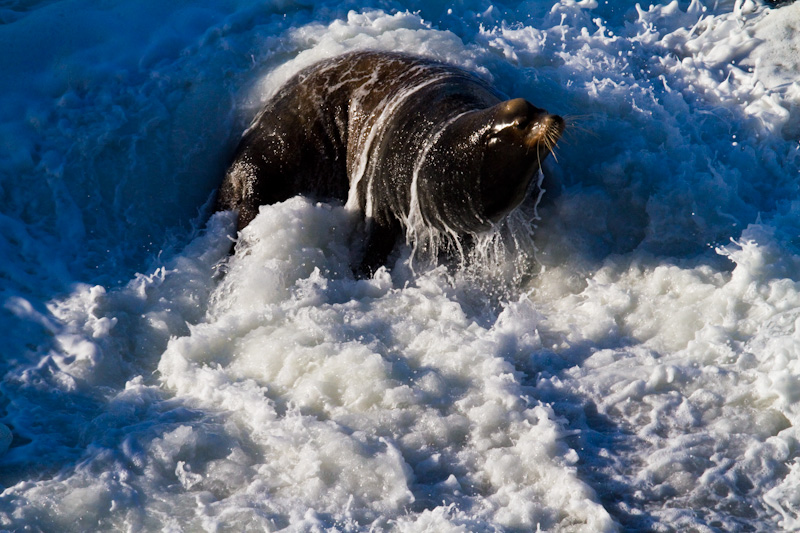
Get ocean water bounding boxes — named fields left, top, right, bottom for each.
left=1, top=0, right=800, bottom=530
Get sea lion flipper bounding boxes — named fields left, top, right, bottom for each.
left=356, top=218, right=401, bottom=277
left=218, top=128, right=303, bottom=231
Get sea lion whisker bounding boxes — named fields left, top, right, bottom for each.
left=547, top=141, right=559, bottom=163
left=552, top=130, right=562, bottom=149
left=565, top=125, right=596, bottom=139
left=564, top=113, right=595, bottom=124
left=562, top=117, right=597, bottom=139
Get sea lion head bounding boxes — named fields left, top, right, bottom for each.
left=478, top=98, right=565, bottom=222
left=412, top=97, right=564, bottom=236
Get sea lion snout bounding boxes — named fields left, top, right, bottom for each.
left=524, top=113, right=565, bottom=150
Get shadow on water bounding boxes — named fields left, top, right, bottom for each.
left=501, top=317, right=654, bottom=530
left=0, top=270, right=220, bottom=497
left=423, top=250, right=664, bottom=530
left=0, top=344, right=195, bottom=490
left=521, top=344, right=660, bottom=531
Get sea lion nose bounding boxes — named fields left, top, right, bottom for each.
left=524, top=112, right=566, bottom=147
left=541, top=113, right=566, bottom=135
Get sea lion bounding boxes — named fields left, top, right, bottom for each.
left=216, top=50, right=564, bottom=274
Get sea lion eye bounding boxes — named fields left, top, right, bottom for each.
left=483, top=127, right=502, bottom=145
left=482, top=130, right=500, bottom=146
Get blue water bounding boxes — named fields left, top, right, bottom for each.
left=2, top=0, right=800, bottom=530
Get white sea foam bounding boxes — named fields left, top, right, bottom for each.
left=2, top=0, right=800, bottom=531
